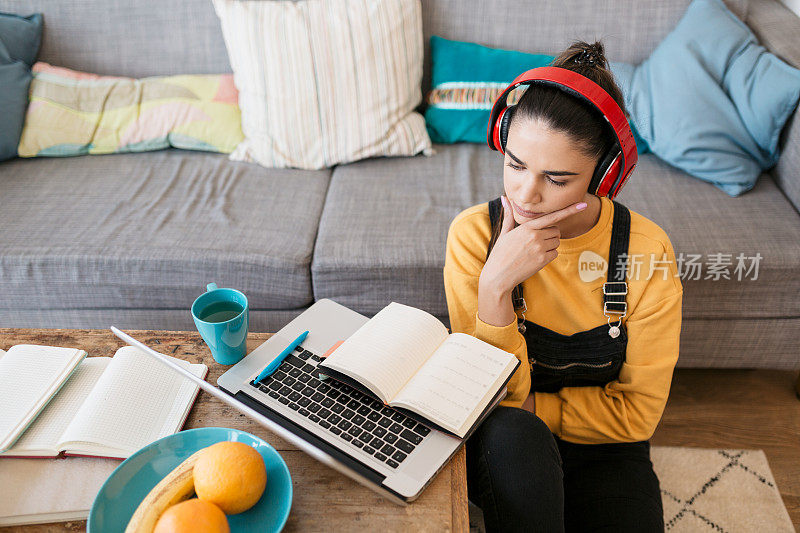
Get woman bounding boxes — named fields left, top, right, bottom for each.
left=443, top=40, right=683, bottom=532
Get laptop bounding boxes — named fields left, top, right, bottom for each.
left=111, top=298, right=506, bottom=505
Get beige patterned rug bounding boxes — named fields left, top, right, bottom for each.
left=468, top=446, right=795, bottom=532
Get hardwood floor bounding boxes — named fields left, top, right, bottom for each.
left=652, top=368, right=800, bottom=528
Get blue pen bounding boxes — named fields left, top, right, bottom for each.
left=254, top=330, right=309, bottom=384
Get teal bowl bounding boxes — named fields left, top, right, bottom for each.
left=88, top=427, right=292, bottom=532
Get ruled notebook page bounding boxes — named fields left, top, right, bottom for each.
left=392, top=333, right=517, bottom=436
left=0, top=357, right=110, bottom=456
left=320, top=302, right=450, bottom=401
left=57, top=346, right=206, bottom=458
left=0, top=345, right=86, bottom=452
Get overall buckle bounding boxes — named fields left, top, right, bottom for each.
left=602, top=281, right=627, bottom=295
left=603, top=301, right=628, bottom=315
left=604, top=300, right=627, bottom=339
left=603, top=283, right=627, bottom=338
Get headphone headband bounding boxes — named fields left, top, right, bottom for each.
left=487, top=66, right=638, bottom=199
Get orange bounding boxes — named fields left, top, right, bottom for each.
left=153, top=498, right=229, bottom=533
left=193, top=441, right=268, bottom=514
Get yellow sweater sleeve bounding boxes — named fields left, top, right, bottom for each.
left=442, top=210, right=531, bottom=408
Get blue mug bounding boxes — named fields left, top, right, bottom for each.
left=191, top=283, right=249, bottom=365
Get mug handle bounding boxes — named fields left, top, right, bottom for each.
left=207, top=283, right=218, bottom=292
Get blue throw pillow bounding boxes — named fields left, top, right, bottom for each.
left=616, top=0, right=800, bottom=196
left=0, top=12, right=43, bottom=161
left=424, top=35, right=650, bottom=153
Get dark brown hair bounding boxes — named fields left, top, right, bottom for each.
left=485, top=40, right=629, bottom=306
left=514, top=40, right=629, bottom=161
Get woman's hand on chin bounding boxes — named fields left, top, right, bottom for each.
left=482, top=195, right=587, bottom=292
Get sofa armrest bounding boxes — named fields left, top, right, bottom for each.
left=746, top=0, right=800, bottom=213
left=774, top=108, right=800, bottom=213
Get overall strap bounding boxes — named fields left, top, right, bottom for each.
left=603, top=200, right=631, bottom=319
left=487, top=197, right=631, bottom=319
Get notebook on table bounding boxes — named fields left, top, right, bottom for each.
left=0, top=344, right=207, bottom=459
left=317, top=302, right=520, bottom=439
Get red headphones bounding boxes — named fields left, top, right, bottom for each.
left=487, top=66, right=638, bottom=199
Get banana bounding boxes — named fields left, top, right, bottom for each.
left=125, top=448, right=207, bottom=533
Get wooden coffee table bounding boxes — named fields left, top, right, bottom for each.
left=0, top=328, right=469, bottom=532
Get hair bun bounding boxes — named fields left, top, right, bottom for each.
left=574, top=43, right=603, bottom=66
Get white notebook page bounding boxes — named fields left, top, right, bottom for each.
left=392, top=333, right=516, bottom=435
left=0, top=455, right=120, bottom=526
left=321, top=302, right=450, bottom=401
left=0, top=346, right=85, bottom=451
left=57, top=346, right=205, bottom=457
left=0, top=358, right=110, bottom=456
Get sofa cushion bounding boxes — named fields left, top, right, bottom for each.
left=0, top=11, right=41, bottom=66
left=312, top=143, right=502, bottom=319
left=313, top=143, right=800, bottom=321
left=423, top=35, right=650, bottom=153
left=0, top=149, right=330, bottom=311
left=212, top=0, right=432, bottom=170
left=0, top=12, right=41, bottom=161
left=424, top=36, right=555, bottom=144
left=19, top=63, right=243, bottom=157
left=616, top=0, right=800, bottom=198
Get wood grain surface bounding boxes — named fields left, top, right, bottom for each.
left=0, top=329, right=469, bottom=533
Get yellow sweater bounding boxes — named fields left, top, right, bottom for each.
left=443, top=196, right=683, bottom=444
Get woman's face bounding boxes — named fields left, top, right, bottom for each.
left=503, top=117, right=600, bottom=229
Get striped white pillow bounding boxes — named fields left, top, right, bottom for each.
left=212, top=0, right=433, bottom=170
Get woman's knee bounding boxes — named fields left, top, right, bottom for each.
left=466, top=407, right=566, bottom=532
left=469, top=406, right=562, bottom=469
left=478, top=406, right=558, bottom=445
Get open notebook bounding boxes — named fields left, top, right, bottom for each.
left=317, top=302, right=520, bottom=438
left=0, top=344, right=207, bottom=459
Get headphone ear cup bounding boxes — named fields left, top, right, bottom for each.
left=590, top=147, right=621, bottom=197
left=499, top=105, right=516, bottom=151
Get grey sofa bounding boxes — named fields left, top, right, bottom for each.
left=2, top=0, right=799, bottom=374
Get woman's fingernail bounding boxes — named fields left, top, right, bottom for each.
left=577, top=202, right=588, bottom=210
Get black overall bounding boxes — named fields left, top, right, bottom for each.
left=486, top=196, right=631, bottom=389
left=464, top=197, right=665, bottom=533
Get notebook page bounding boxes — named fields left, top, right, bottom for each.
left=57, top=346, right=206, bottom=457
left=0, top=358, right=110, bottom=457
left=0, top=345, right=86, bottom=451
left=320, top=302, right=450, bottom=401
left=391, top=333, right=517, bottom=436
left=0, top=455, right=120, bottom=526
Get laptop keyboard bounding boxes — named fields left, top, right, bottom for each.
left=249, top=346, right=432, bottom=469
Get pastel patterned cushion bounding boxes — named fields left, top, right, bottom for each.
left=18, top=62, right=244, bottom=157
